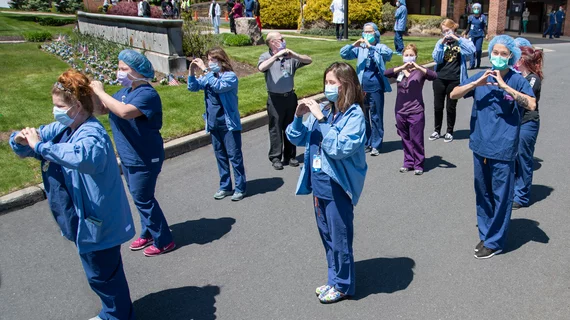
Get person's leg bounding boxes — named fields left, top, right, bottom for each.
left=211, top=130, right=232, bottom=192
left=214, top=16, right=220, bottom=34
left=224, top=130, right=247, bottom=193
left=409, top=112, right=426, bottom=171
left=368, top=90, right=385, bottom=150
left=523, top=20, right=528, bottom=33
left=445, top=80, right=460, bottom=135
left=485, top=159, right=516, bottom=250
left=432, top=78, right=446, bottom=135
left=266, top=95, right=284, bottom=163
left=475, top=37, right=483, bottom=68
left=80, top=246, right=135, bottom=320
left=282, top=94, right=298, bottom=162
left=363, top=93, right=372, bottom=147
left=473, top=153, right=494, bottom=243
left=255, top=15, right=262, bottom=30
left=514, top=121, right=540, bottom=206
left=314, top=196, right=336, bottom=288
left=335, top=23, right=340, bottom=40
left=396, top=31, right=404, bottom=53
left=549, top=24, right=555, bottom=38
left=124, top=165, right=173, bottom=249
left=395, top=113, right=414, bottom=169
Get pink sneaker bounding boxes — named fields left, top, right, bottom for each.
left=129, top=237, right=154, bottom=251
left=143, top=241, right=176, bottom=257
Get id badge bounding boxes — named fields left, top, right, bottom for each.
left=366, top=58, right=371, bottom=68
left=397, top=72, right=404, bottom=82
left=312, top=154, right=322, bottom=172
left=282, top=69, right=290, bottom=78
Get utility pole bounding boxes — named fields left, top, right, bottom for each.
left=343, top=0, right=348, bottom=39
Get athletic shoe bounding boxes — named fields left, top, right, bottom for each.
left=365, top=146, right=372, bottom=153
left=429, top=132, right=440, bottom=141
left=272, top=160, right=284, bottom=170
left=231, top=191, right=246, bottom=201
left=399, top=167, right=410, bottom=173
left=370, top=148, right=380, bottom=156
left=213, top=190, right=233, bottom=200
left=88, top=316, right=102, bottom=320
left=474, top=246, right=502, bottom=259
left=143, top=241, right=176, bottom=257
left=474, top=240, right=484, bottom=252
left=129, top=237, right=154, bottom=251
left=319, top=287, right=348, bottom=304
left=414, top=170, right=423, bottom=175
left=395, top=52, right=403, bottom=56
left=288, top=159, right=300, bottom=167
left=315, top=284, right=332, bottom=297
left=512, top=202, right=523, bottom=210
left=443, top=133, right=453, bottom=143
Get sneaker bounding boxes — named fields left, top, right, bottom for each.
left=395, top=52, right=403, bottom=56
left=129, top=237, right=154, bottom=251
left=443, top=133, right=453, bottom=143
left=319, top=287, right=348, bottom=304
left=428, top=132, right=440, bottom=141
left=288, top=159, right=300, bottom=167
left=399, top=167, right=410, bottom=173
left=414, top=170, right=423, bottom=175
left=272, top=160, right=284, bottom=170
left=143, top=241, right=176, bottom=257
left=474, top=246, right=502, bottom=259
left=364, top=146, right=372, bottom=153
left=88, top=316, right=102, bottom=320
left=231, top=191, right=246, bottom=201
left=315, top=284, right=332, bottom=297
left=370, top=148, right=380, bottom=156
left=474, top=240, right=484, bottom=252
left=213, top=190, right=233, bottom=200
left=512, top=202, right=523, bottom=210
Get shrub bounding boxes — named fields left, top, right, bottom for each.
left=37, top=16, right=77, bottom=26
left=53, top=0, right=84, bottom=13
left=182, top=20, right=221, bottom=58
left=218, top=33, right=252, bottom=46
left=108, top=1, right=163, bottom=18
left=380, top=2, right=396, bottom=32
left=23, top=31, right=53, bottom=42
left=301, top=0, right=383, bottom=30
left=407, top=14, right=445, bottom=30
left=259, top=0, right=299, bottom=29
left=9, top=0, right=26, bottom=10
left=22, top=0, right=51, bottom=11
left=300, top=28, right=362, bottom=37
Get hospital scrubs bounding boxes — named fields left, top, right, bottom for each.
left=468, top=14, right=487, bottom=69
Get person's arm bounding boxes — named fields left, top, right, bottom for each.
left=432, top=39, right=445, bottom=64
left=258, top=51, right=284, bottom=72
left=493, top=72, right=536, bottom=111
left=288, top=50, right=312, bottom=65
left=458, top=37, right=476, bottom=56
left=375, top=43, right=393, bottom=62
left=384, top=67, right=400, bottom=78
left=339, top=42, right=361, bottom=60
left=450, top=70, right=492, bottom=100
left=90, top=82, right=143, bottom=120
left=463, top=17, right=472, bottom=36
left=320, top=108, right=366, bottom=160
left=203, top=71, right=238, bottom=93
left=285, top=101, right=313, bottom=147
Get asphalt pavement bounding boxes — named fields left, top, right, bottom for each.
left=1, top=40, right=570, bottom=320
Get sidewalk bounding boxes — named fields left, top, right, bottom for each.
left=218, top=27, right=339, bottom=42
left=0, top=10, right=76, bottom=17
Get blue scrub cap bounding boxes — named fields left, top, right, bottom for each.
left=488, top=35, right=521, bottom=66
left=472, top=3, right=482, bottom=9
left=118, top=49, right=155, bottom=79
left=398, top=0, right=406, bottom=6
left=363, top=22, right=381, bottom=43
left=514, top=37, right=532, bottom=48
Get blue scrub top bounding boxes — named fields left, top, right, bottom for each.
left=362, top=49, right=384, bottom=93
left=111, top=84, right=164, bottom=167
left=468, top=14, right=487, bottom=38
left=205, top=84, right=227, bottom=131
left=465, top=70, right=535, bottom=161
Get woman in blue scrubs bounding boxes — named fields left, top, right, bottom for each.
left=91, top=50, right=175, bottom=257
left=340, top=22, right=392, bottom=156
left=10, top=70, right=136, bottom=320
left=450, top=35, right=537, bottom=259
left=286, top=62, right=367, bottom=303
left=187, top=47, right=247, bottom=201
left=464, top=3, right=487, bottom=69
left=513, top=46, right=544, bottom=210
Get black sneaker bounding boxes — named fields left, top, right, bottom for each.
left=365, top=146, right=372, bottom=153
left=272, top=160, right=284, bottom=170
left=474, top=246, right=502, bottom=259
left=512, top=202, right=523, bottom=210
left=288, top=159, right=300, bottom=167
left=474, top=240, right=484, bottom=252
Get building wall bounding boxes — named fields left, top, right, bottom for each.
left=83, top=0, right=106, bottom=13
left=487, top=0, right=508, bottom=35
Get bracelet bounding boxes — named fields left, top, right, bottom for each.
left=202, top=68, right=209, bottom=73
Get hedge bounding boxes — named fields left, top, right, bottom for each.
left=217, top=34, right=252, bottom=47
left=23, top=31, right=53, bottom=42
left=301, top=0, right=383, bottom=30
left=407, top=14, right=445, bottom=30
left=300, top=28, right=362, bottom=37
left=259, top=0, right=299, bottom=29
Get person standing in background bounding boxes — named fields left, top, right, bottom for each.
left=464, top=3, right=487, bottom=70
left=330, top=0, right=345, bottom=41
left=555, top=6, right=565, bottom=38
left=253, top=0, right=262, bottom=31
left=209, top=0, right=221, bottom=34
left=393, top=0, right=408, bottom=55
left=522, top=7, right=530, bottom=34
left=244, top=0, right=254, bottom=17
left=227, top=0, right=236, bottom=34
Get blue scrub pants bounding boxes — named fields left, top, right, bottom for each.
left=394, top=31, right=404, bottom=54
left=473, top=153, right=515, bottom=251
left=246, top=10, right=253, bottom=17
left=514, top=120, right=540, bottom=206
left=122, top=164, right=173, bottom=249
left=555, top=23, right=562, bottom=37
left=544, top=24, right=555, bottom=38
left=364, top=91, right=385, bottom=150
left=210, top=129, right=247, bottom=193
left=313, top=189, right=355, bottom=296
left=80, top=245, right=135, bottom=320
left=211, top=16, right=220, bottom=34
left=470, top=36, right=484, bottom=68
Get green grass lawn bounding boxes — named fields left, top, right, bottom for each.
left=0, top=35, right=442, bottom=196
left=0, top=12, right=75, bottom=37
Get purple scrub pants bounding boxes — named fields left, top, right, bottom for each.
left=395, top=112, right=425, bottom=171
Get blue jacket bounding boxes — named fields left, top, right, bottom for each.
left=394, top=0, right=408, bottom=32
left=432, top=37, right=476, bottom=84
left=286, top=103, right=368, bottom=206
left=244, top=0, right=253, bottom=11
left=188, top=71, right=242, bottom=133
left=555, top=10, right=564, bottom=24
left=549, top=12, right=556, bottom=24
left=10, top=118, right=135, bottom=254
left=340, top=43, right=393, bottom=93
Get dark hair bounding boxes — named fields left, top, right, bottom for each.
left=206, top=47, right=234, bottom=72
left=519, top=46, right=544, bottom=80
left=51, top=69, right=94, bottom=115
left=323, top=62, right=364, bottom=112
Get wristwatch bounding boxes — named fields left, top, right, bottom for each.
left=318, top=116, right=328, bottom=123
left=202, top=68, right=210, bottom=73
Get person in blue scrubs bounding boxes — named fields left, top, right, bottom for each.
left=90, top=50, right=175, bottom=257
left=513, top=45, right=543, bottom=210
left=450, top=35, right=537, bottom=259
left=340, top=22, right=392, bottom=156
left=543, top=9, right=557, bottom=39
left=10, top=70, right=136, bottom=320
left=393, top=0, right=408, bottom=55
left=464, top=3, right=487, bottom=69
left=554, top=6, right=565, bottom=38
left=188, top=47, right=247, bottom=201
left=286, top=62, right=367, bottom=304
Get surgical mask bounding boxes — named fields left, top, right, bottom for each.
left=473, top=9, right=480, bottom=14
left=396, top=2, right=400, bottom=7
left=53, top=106, right=76, bottom=127
left=278, top=40, right=286, bottom=51
left=324, top=85, right=339, bottom=102
left=209, top=62, right=221, bottom=73
left=117, top=71, right=133, bottom=87
left=403, top=56, right=416, bottom=63
left=490, top=54, right=511, bottom=70
left=363, top=33, right=376, bottom=44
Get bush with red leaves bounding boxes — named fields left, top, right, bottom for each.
left=108, top=2, right=163, bottom=19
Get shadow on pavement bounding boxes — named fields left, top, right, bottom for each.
left=533, top=157, right=543, bottom=171
left=353, top=257, right=415, bottom=300
left=504, top=218, right=549, bottom=254
left=530, top=184, right=554, bottom=205
left=452, top=129, right=470, bottom=141
left=379, top=140, right=403, bottom=154
left=246, top=177, right=284, bottom=197
left=424, top=155, right=457, bottom=172
left=170, top=217, right=236, bottom=249
left=134, top=285, right=220, bottom=320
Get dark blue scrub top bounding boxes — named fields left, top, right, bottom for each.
left=309, top=110, right=344, bottom=200
left=205, top=84, right=227, bottom=131
left=111, top=84, right=164, bottom=167
left=362, top=49, right=384, bottom=93
left=465, top=70, right=535, bottom=161
left=468, top=15, right=486, bottom=38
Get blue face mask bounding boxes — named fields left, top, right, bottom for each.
left=473, top=9, right=480, bottom=14
left=324, top=85, right=339, bottom=102
left=53, top=106, right=76, bottom=127
left=209, top=62, right=221, bottom=73
left=490, top=54, right=511, bottom=70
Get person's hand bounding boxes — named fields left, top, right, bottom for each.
left=363, top=37, right=371, bottom=48
left=352, top=38, right=364, bottom=47
left=295, top=100, right=310, bottom=117
left=14, top=131, right=28, bottom=146
left=90, top=80, right=104, bottom=93
left=192, top=58, right=206, bottom=70
left=274, top=49, right=289, bottom=58
left=404, top=61, right=415, bottom=70
left=411, top=61, right=422, bottom=70
left=488, top=70, right=509, bottom=90
left=471, top=69, right=495, bottom=87
left=305, top=99, right=324, bottom=120
left=21, top=127, right=40, bottom=150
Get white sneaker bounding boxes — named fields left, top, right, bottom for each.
left=88, top=316, right=102, bottom=320
left=428, top=132, right=440, bottom=141
left=443, top=133, right=453, bottom=143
